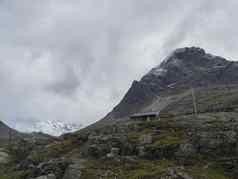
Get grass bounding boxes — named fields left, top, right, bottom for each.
left=35, top=138, right=76, bottom=159
left=80, top=159, right=175, bottom=179
left=0, top=170, right=31, bottom=179
left=151, top=129, right=184, bottom=146
left=186, top=164, right=229, bottom=179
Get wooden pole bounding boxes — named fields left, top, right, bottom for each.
left=8, top=128, right=12, bottom=149
left=191, top=88, right=198, bottom=116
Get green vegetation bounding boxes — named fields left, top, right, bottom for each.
left=0, top=170, right=31, bottom=179
left=80, top=159, right=175, bottom=179
left=7, top=139, right=33, bottom=163
left=127, top=128, right=152, bottom=142
left=186, top=164, right=228, bottom=179
left=30, top=139, right=76, bottom=160
left=150, top=129, right=184, bottom=146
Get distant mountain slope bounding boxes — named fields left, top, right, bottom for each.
left=0, top=120, right=19, bottom=140
left=104, top=47, right=238, bottom=120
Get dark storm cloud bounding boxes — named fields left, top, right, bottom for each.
left=0, top=0, right=238, bottom=134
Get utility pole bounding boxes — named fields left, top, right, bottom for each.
left=8, top=128, right=12, bottom=149
left=191, top=88, right=198, bottom=117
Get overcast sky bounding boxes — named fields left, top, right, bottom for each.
left=1, top=0, right=238, bottom=135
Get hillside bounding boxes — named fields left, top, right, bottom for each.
left=1, top=47, right=238, bottom=179
left=0, top=120, right=20, bottom=140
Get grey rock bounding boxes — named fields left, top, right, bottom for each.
left=63, top=163, right=81, bottom=179
left=106, top=147, right=120, bottom=158
left=161, top=167, right=193, bottom=179
left=33, top=174, right=56, bottom=179
left=139, top=134, right=152, bottom=145
left=176, top=143, right=196, bottom=157
left=0, top=149, right=9, bottom=164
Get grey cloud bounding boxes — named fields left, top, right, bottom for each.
left=0, top=0, right=237, bottom=134
left=47, top=64, right=81, bottom=96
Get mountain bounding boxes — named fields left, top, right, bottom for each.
left=104, top=47, right=238, bottom=120
left=0, top=120, right=19, bottom=140
left=30, top=119, right=83, bottom=136
left=3, top=47, right=238, bottom=179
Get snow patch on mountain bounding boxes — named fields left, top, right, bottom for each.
left=149, top=67, right=167, bottom=77
left=33, top=120, right=83, bottom=136
left=10, top=118, right=82, bottom=136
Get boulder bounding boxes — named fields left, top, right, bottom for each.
left=26, top=159, right=69, bottom=179
left=63, top=163, right=81, bottom=179
left=139, top=134, right=152, bottom=145
left=106, top=147, right=120, bottom=158
left=33, top=174, right=56, bottom=179
left=0, top=148, right=9, bottom=164
left=137, top=146, right=146, bottom=157
left=160, top=167, right=193, bottom=179
left=87, top=144, right=109, bottom=158
left=175, top=143, right=197, bottom=165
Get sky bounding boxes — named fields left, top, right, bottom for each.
left=0, top=0, right=238, bottom=135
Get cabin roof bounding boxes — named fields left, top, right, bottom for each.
left=130, top=111, right=160, bottom=118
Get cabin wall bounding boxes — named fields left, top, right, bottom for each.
left=131, top=116, right=159, bottom=121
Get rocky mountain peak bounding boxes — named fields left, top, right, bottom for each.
left=144, top=47, right=227, bottom=79
left=104, top=47, right=238, bottom=120
left=171, top=46, right=206, bottom=58
left=141, top=46, right=233, bottom=88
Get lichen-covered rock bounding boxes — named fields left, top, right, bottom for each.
left=139, top=134, right=153, bottom=145
left=106, top=147, right=120, bottom=158
left=0, top=149, right=9, bottom=164
left=63, top=163, right=81, bottom=179
left=175, top=143, right=197, bottom=165
left=33, top=173, right=56, bottom=179
left=160, top=167, right=193, bottom=179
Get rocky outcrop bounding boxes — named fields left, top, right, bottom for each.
left=63, top=163, right=81, bottom=179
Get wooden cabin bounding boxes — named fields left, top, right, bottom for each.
left=130, top=112, right=160, bottom=122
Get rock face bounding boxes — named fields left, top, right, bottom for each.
left=104, top=47, right=238, bottom=120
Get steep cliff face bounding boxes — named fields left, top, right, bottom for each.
left=104, top=47, right=238, bottom=120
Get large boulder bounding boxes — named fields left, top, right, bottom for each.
left=63, top=163, right=81, bottom=179
left=33, top=174, right=56, bottom=179
left=106, top=147, right=120, bottom=159
left=160, top=167, right=193, bottom=179
left=0, top=148, right=9, bottom=164
left=175, top=143, right=197, bottom=165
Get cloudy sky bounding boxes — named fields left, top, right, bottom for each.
left=0, top=0, right=238, bottom=135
